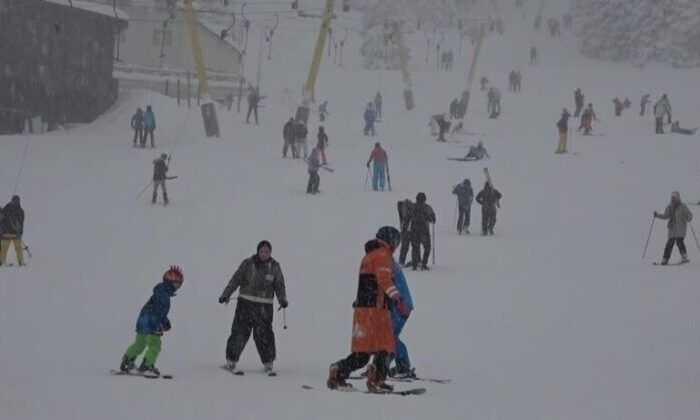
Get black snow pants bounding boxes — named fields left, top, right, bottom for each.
left=334, top=351, right=392, bottom=380
left=663, top=237, right=687, bottom=260
left=226, top=298, right=275, bottom=364
left=482, top=207, right=497, bottom=234
left=398, top=229, right=411, bottom=265
left=307, top=169, right=320, bottom=194
left=457, top=206, right=471, bottom=233
left=410, top=231, right=431, bottom=268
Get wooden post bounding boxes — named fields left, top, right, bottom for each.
left=177, top=79, right=181, bottom=106
left=187, top=72, right=191, bottom=108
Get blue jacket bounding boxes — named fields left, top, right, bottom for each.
left=135, top=282, right=175, bottom=334
left=143, top=111, right=156, bottom=128
left=391, top=262, right=413, bottom=325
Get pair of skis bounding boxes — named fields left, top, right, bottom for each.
left=109, top=369, right=172, bottom=379
left=301, top=384, right=426, bottom=396
left=220, top=365, right=277, bottom=377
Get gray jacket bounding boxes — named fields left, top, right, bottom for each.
left=657, top=203, right=693, bottom=238
left=220, top=255, right=287, bottom=305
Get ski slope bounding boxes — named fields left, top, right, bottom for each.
left=2, top=2, right=700, bottom=419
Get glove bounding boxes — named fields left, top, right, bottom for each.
left=162, top=319, right=171, bottom=331
left=653, top=211, right=659, bottom=218
left=394, top=297, right=410, bottom=318
left=279, top=298, right=288, bottom=309
left=218, top=296, right=229, bottom=304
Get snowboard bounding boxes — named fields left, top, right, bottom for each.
left=109, top=369, right=172, bottom=379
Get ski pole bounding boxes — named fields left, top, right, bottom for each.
left=431, top=222, right=436, bottom=265
left=453, top=201, right=458, bottom=230
left=278, top=306, right=287, bottom=329
left=386, top=161, right=392, bottom=191
left=689, top=222, right=700, bottom=253
left=135, top=180, right=154, bottom=201
left=364, top=166, right=371, bottom=190
left=642, top=216, right=655, bottom=259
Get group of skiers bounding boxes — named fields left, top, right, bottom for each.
left=282, top=117, right=313, bottom=159
left=452, top=179, right=502, bottom=236
left=0, top=195, right=25, bottom=266
left=508, top=70, right=522, bottom=92
left=130, top=106, right=157, bottom=148
left=439, top=50, right=455, bottom=70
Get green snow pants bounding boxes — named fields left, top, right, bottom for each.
left=124, top=333, right=162, bottom=367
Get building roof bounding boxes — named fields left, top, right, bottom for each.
left=43, top=0, right=130, bottom=20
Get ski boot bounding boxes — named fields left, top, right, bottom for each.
left=327, top=364, right=352, bottom=390
left=681, top=253, right=690, bottom=263
left=223, top=359, right=237, bottom=372
left=366, top=364, right=393, bottom=393
left=661, top=257, right=669, bottom=266
left=264, top=362, right=276, bottom=376
left=389, top=367, right=416, bottom=379
left=138, top=362, right=160, bottom=378
left=120, top=355, right=136, bottom=373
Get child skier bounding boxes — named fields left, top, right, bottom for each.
left=119, top=266, right=184, bottom=377
left=389, top=260, right=415, bottom=378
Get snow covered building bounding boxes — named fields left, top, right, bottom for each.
left=0, top=0, right=127, bottom=133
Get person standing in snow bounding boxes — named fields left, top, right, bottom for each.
left=363, top=103, right=377, bottom=136
left=653, top=191, right=693, bottom=265
left=530, top=46, right=537, bottom=65
left=0, top=195, right=24, bottom=267
left=246, top=88, right=260, bottom=124
left=556, top=108, right=571, bottom=153
left=306, top=140, right=325, bottom=194
left=397, top=199, right=414, bottom=266
left=374, top=92, right=383, bottom=120
left=436, top=114, right=451, bottom=141
left=480, top=76, right=489, bottom=91
left=654, top=100, right=665, bottom=134
left=294, top=120, right=308, bottom=159
left=282, top=117, right=295, bottom=158
left=366, top=142, right=388, bottom=191
left=450, top=98, right=459, bottom=119
left=452, top=179, right=474, bottom=234
left=613, top=97, right=624, bottom=117
left=119, top=266, right=184, bottom=377
left=219, top=241, right=288, bottom=374
left=318, top=100, right=329, bottom=122
left=476, top=181, right=502, bottom=235
left=142, top=105, right=156, bottom=148
left=130, top=107, right=145, bottom=147
left=658, top=94, right=672, bottom=124
left=574, top=88, right=584, bottom=117
left=640, top=94, right=651, bottom=116
left=152, top=153, right=169, bottom=205
left=579, top=103, right=597, bottom=136
left=388, top=260, right=415, bottom=378
left=489, top=88, right=502, bottom=118
left=409, top=192, right=436, bottom=271
left=327, top=226, right=410, bottom=392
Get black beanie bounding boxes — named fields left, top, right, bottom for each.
left=257, top=240, right=272, bottom=252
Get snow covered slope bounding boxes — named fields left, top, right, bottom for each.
left=1, top=2, right=700, bottom=419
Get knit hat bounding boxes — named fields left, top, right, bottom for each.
left=257, top=240, right=272, bottom=252
left=671, top=191, right=680, bottom=200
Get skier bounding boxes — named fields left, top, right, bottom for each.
left=449, top=98, right=459, bottom=119
left=508, top=70, right=516, bottom=92
left=119, top=266, right=184, bottom=377
left=613, top=97, right=623, bottom=117
left=623, top=97, right=631, bottom=109
left=327, top=226, right=410, bottom=392
left=556, top=108, right=571, bottom=153
left=294, top=120, right=308, bottom=159
left=282, top=117, right=295, bottom=158
left=658, top=94, right=672, bottom=124
left=306, top=140, right=324, bottom=194
left=0, top=195, right=24, bottom=266
left=409, top=192, right=436, bottom=271
left=671, top=121, right=698, bottom=135
left=530, top=46, right=537, bottom=65
left=475, top=181, right=502, bottom=235
left=363, top=103, right=377, bottom=136
left=366, top=142, right=388, bottom=191
left=489, top=88, right=501, bottom=118
left=514, top=71, right=522, bottom=92
left=246, top=88, right=260, bottom=124
left=487, top=87, right=495, bottom=115
left=465, top=141, right=490, bottom=160
left=397, top=199, right=413, bottom=266
left=374, top=92, right=383, bottom=120
left=130, top=107, right=144, bottom=147
left=317, top=126, right=329, bottom=153
left=480, top=76, right=489, bottom=91
left=654, top=100, right=665, bottom=134
left=388, top=260, right=415, bottom=378
left=574, top=88, right=584, bottom=117
left=318, top=100, right=329, bottom=122
left=579, top=103, right=597, bottom=136
left=653, top=191, right=693, bottom=265
left=152, top=153, right=169, bottom=205
left=452, top=179, right=474, bottom=234
left=640, top=94, right=651, bottom=116
left=142, top=105, right=156, bottom=148
left=219, top=240, right=288, bottom=374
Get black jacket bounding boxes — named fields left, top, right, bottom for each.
left=283, top=121, right=295, bottom=142
left=476, top=185, right=502, bottom=210
left=153, top=159, right=168, bottom=181
left=410, top=202, right=436, bottom=234
left=1, top=201, right=24, bottom=235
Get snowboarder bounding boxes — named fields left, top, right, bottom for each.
left=465, top=141, right=490, bottom=160
left=119, top=266, right=184, bottom=377
left=452, top=179, right=474, bottom=234
left=282, top=117, right=295, bottom=158
left=366, top=142, right=388, bottom=191
left=409, top=192, right=436, bottom=271
left=640, top=94, right=651, bottom=116
left=0, top=195, right=24, bottom=266
left=318, top=100, right=329, bottom=122
left=613, top=97, right=623, bottom=117
left=530, top=46, right=537, bottom=65
left=143, top=105, right=156, bottom=148
left=653, top=191, right=693, bottom=265
left=374, top=92, right=383, bottom=120
left=294, top=120, right=308, bottom=159
left=326, top=226, right=410, bottom=392
left=130, top=107, right=144, bottom=147
left=219, top=240, right=288, bottom=374
left=476, top=181, right=502, bottom=235
left=671, top=121, right=698, bottom=135
left=397, top=199, right=413, bottom=266
left=246, top=88, right=260, bottom=124
left=306, top=140, right=325, bottom=194
left=152, top=153, right=169, bottom=205
left=574, top=88, right=584, bottom=117
left=388, top=260, right=415, bottom=378
left=579, top=103, right=597, bottom=135
left=556, top=108, right=571, bottom=153
left=363, top=103, right=377, bottom=136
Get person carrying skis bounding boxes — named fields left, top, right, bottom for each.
left=130, top=107, right=144, bottom=147
left=613, top=97, right=624, bottom=117
left=579, top=103, right=597, bottom=135
left=306, top=140, right=324, bottom=194
left=366, top=142, right=388, bottom=191
left=282, top=117, right=295, bottom=158
left=397, top=199, right=414, bottom=266
left=452, top=179, right=474, bottom=234
left=476, top=181, right=502, bottom=235
left=119, top=266, right=184, bottom=377
left=0, top=195, right=24, bottom=266
left=388, top=260, right=415, bottom=378
left=363, top=103, right=377, bottom=136
left=556, top=108, right=571, bottom=153
left=574, top=88, right=584, bottom=117
left=653, top=191, right=693, bottom=265
left=327, top=226, right=410, bottom=392
left=640, top=94, right=651, bottom=116
left=374, top=92, right=383, bottom=120
left=409, top=192, right=436, bottom=271
left=294, top=120, right=308, bottom=159
left=142, top=105, right=156, bottom=148
left=219, top=240, right=288, bottom=374
left=152, top=153, right=169, bottom=205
